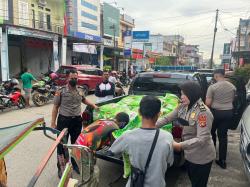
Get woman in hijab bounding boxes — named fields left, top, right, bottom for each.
left=157, top=81, right=215, bottom=187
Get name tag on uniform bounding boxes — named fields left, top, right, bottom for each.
left=191, top=112, right=196, bottom=119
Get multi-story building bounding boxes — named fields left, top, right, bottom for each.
left=66, top=0, right=101, bottom=65
left=232, top=18, right=250, bottom=65
left=0, top=0, right=65, bottom=81
left=101, top=2, right=135, bottom=70
left=0, top=0, right=9, bottom=24
left=180, top=45, right=202, bottom=66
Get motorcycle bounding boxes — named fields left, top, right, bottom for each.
left=0, top=78, right=25, bottom=110
left=31, top=75, right=58, bottom=107
left=0, top=88, right=25, bottom=110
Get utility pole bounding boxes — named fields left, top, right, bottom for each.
left=238, top=21, right=241, bottom=66
left=110, top=24, right=116, bottom=70
left=210, top=9, right=219, bottom=69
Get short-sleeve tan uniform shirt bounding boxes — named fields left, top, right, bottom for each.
left=206, top=80, right=236, bottom=110
left=54, top=86, right=85, bottom=117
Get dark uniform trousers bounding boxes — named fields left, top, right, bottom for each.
left=56, top=114, right=82, bottom=174
left=186, top=161, right=213, bottom=187
left=211, top=109, right=233, bottom=161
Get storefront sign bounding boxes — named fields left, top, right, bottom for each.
left=124, top=36, right=132, bottom=49
left=143, top=43, right=152, bottom=56
left=103, top=2, right=120, bottom=37
left=74, top=32, right=101, bottom=42
left=103, top=38, right=114, bottom=47
left=124, top=49, right=131, bottom=56
left=8, top=27, right=58, bottom=41
left=133, top=31, right=149, bottom=42
left=73, top=43, right=97, bottom=54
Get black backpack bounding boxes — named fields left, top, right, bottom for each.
left=130, top=129, right=160, bottom=187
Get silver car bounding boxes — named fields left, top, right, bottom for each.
left=240, top=105, right=250, bottom=182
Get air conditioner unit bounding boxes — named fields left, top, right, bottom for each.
left=37, top=0, right=47, bottom=6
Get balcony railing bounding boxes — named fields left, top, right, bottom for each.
left=32, top=19, right=64, bottom=35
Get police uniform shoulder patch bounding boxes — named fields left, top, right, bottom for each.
left=54, top=86, right=65, bottom=96
left=198, top=103, right=207, bottom=112
left=198, top=114, right=207, bottom=127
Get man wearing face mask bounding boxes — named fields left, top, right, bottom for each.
left=157, top=81, right=216, bottom=187
left=51, top=69, right=98, bottom=178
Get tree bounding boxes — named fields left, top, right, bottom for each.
left=155, top=56, right=171, bottom=66
left=234, top=64, right=250, bottom=84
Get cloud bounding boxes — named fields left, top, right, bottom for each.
left=111, top=0, right=250, bottom=63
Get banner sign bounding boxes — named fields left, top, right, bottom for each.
left=133, top=31, right=149, bottom=42
left=103, top=2, right=120, bottom=37
left=73, top=43, right=97, bottom=54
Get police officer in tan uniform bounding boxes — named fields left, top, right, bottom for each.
left=206, top=69, right=236, bottom=169
left=51, top=69, right=98, bottom=178
left=157, top=81, right=216, bottom=187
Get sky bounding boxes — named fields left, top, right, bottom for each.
left=104, top=0, right=250, bottom=64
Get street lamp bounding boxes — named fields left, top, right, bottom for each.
left=110, top=24, right=116, bottom=70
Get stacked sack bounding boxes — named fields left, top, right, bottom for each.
left=93, top=94, right=179, bottom=139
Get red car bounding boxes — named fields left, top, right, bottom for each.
left=55, top=65, right=103, bottom=95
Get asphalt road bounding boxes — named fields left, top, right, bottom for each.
left=0, top=94, right=249, bottom=187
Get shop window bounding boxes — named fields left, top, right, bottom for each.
left=81, top=11, right=97, bottom=21
left=81, top=0, right=97, bottom=11
left=46, top=14, right=51, bottom=30
left=18, top=0, right=29, bottom=26
left=38, top=11, right=44, bottom=29
left=81, top=22, right=98, bottom=31
left=32, top=9, right=35, bottom=28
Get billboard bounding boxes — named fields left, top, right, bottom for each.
left=143, top=43, right=152, bottom=57
left=133, top=31, right=150, bottom=42
left=103, top=3, right=120, bottom=37
left=223, top=43, right=231, bottom=55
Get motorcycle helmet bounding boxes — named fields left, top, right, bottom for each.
left=10, top=78, right=19, bottom=86
left=49, top=72, right=58, bottom=80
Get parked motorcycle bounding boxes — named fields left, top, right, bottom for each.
left=0, top=79, right=25, bottom=110
left=31, top=74, right=58, bottom=107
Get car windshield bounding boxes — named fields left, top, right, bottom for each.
left=132, top=76, right=197, bottom=95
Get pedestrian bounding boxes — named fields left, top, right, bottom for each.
left=109, top=71, right=123, bottom=96
left=109, top=96, right=174, bottom=187
left=95, top=71, right=115, bottom=102
left=50, top=69, right=98, bottom=178
left=205, top=69, right=236, bottom=169
left=157, top=81, right=216, bottom=187
left=20, top=68, right=37, bottom=107
left=69, top=112, right=129, bottom=187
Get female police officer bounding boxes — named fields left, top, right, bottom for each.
left=157, top=81, right=216, bottom=187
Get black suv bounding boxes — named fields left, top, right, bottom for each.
left=129, top=71, right=208, bottom=99
left=129, top=71, right=247, bottom=129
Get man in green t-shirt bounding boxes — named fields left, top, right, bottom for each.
left=21, top=68, right=37, bottom=107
